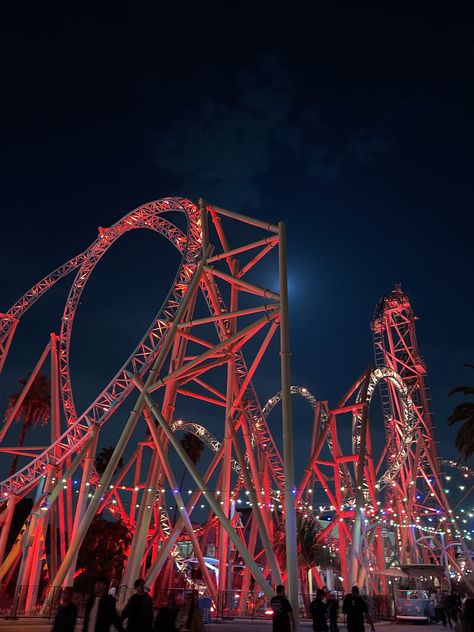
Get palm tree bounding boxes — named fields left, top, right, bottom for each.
left=448, top=364, right=474, bottom=461
left=273, top=513, right=331, bottom=616
left=6, top=373, right=51, bottom=476
left=180, top=432, right=205, bottom=469
left=94, top=446, right=124, bottom=476
left=75, top=516, right=132, bottom=592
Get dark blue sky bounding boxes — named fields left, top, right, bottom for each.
left=1, top=5, right=474, bottom=487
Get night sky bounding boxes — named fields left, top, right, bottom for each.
left=1, top=5, right=474, bottom=492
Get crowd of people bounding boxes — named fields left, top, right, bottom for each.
left=432, top=588, right=474, bottom=631
left=269, top=584, right=374, bottom=632
left=308, top=586, right=375, bottom=632
left=49, top=576, right=474, bottom=632
left=51, top=576, right=204, bottom=632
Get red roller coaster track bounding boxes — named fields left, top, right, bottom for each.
left=0, top=200, right=472, bottom=623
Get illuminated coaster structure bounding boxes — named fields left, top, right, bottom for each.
left=0, top=198, right=300, bottom=618
left=0, top=199, right=473, bottom=619
left=371, top=288, right=474, bottom=582
left=263, top=288, right=474, bottom=589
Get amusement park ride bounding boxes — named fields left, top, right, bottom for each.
left=0, top=198, right=473, bottom=625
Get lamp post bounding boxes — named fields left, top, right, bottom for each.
left=278, top=222, right=299, bottom=631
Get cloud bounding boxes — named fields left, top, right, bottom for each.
left=347, top=129, right=394, bottom=164
left=153, top=54, right=394, bottom=208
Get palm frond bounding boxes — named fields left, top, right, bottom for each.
left=180, top=433, right=205, bottom=464
left=449, top=386, right=474, bottom=397
left=448, top=365, right=474, bottom=462
left=448, top=403, right=474, bottom=426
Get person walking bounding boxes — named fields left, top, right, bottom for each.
left=120, top=578, right=153, bottom=632
left=441, top=590, right=452, bottom=628
left=52, top=587, right=77, bottom=632
left=326, top=592, right=339, bottom=632
left=83, top=575, right=124, bottom=632
left=433, top=589, right=447, bottom=625
left=447, top=591, right=463, bottom=628
left=270, top=585, right=294, bottom=632
left=342, top=586, right=375, bottom=632
left=309, top=588, right=328, bottom=632
left=174, top=591, right=205, bottom=632
left=459, top=598, right=474, bottom=632
left=153, top=593, right=178, bottom=632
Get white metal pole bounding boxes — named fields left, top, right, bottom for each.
left=278, top=221, right=300, bottom=631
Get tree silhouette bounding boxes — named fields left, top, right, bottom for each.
left=180, top=432, right=205, bottom=467
left=94, top=446, right=124, bottom=476
left=448, top=364, right=474, bottom=461
left=75, top=516, right=132, bottom=593
left=273, top=513, right=331, bottom=616
left=6, top=373, right=51, bottom=476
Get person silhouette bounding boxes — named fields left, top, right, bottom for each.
left=342, top=586, right=375, bottom=632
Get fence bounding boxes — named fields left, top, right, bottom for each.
left=0, top=585, right=394, bottom=622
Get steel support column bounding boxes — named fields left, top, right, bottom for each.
left=278, top=222, right=299, bottom=630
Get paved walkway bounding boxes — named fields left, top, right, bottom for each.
left=0, top=619, right=443, bottom=631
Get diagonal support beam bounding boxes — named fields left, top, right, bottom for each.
left=204, top=265, right=279, bottom=301
left=149, top=309, right=280, bottom=393
left=142, top=388, right=274, bottom=599
left=143, top=407, right=218, bottom=603
left=41, top=247, right=211, bottom=613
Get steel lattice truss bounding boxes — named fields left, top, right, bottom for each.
left=0, top=201, right=472, bottom=617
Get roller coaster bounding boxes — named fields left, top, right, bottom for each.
left=0, top=198, right=472, bottom=622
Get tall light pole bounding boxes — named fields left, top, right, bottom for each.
left=278, top=221, right=299, bottom=631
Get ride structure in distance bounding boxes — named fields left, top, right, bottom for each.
left=0, top=198, right=472, bottom=618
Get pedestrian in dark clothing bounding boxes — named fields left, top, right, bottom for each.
left=175, top=592, right=205, bottom=632
left=433, top=589, right=447, bottom=625
left=447, top=591, right=462, bottom=628
left=153, top=593, right=178, bottom=632
left=441, top=591, right=451, bottom=627
left=52, top=587, right=77, bottom=632
left=460, top=598, right=474, bottom=632
left=309, top=588, right=328, bottom=632
left=270, top=585, right=294, bottom=632
left=83, top=575, right=124, bottom=632
left=120, top=578, right=153, bottom=632
left=327, top=593, right=339, bottom=632
left=342, top=586, right=375, bottom=632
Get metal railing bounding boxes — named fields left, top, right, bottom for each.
left=0, top=584, right=394, bottom=622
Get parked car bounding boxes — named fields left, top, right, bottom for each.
left=396, top=589, right=434, bottom=623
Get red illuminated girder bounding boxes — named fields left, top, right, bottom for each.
left=198, top=227, right=285, bottom=490
left=58, top=204, right=201, bottom=428
left=0, top=422, right=90, bottom=498
left=0, top=314, right=19, bottom=374
left=0, top=196, right=291, bottom=614
left=0, top=254, right=87, bottom=375
left=0, top=199, right=203, bottom=501
left=371, top=286, right=470, bottom=574
left=0, top=253, right=87, bottom=338
left=372, top=286, right=434, bottom=440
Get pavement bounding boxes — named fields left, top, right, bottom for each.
left=0, top=619, right=446, bottom=632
